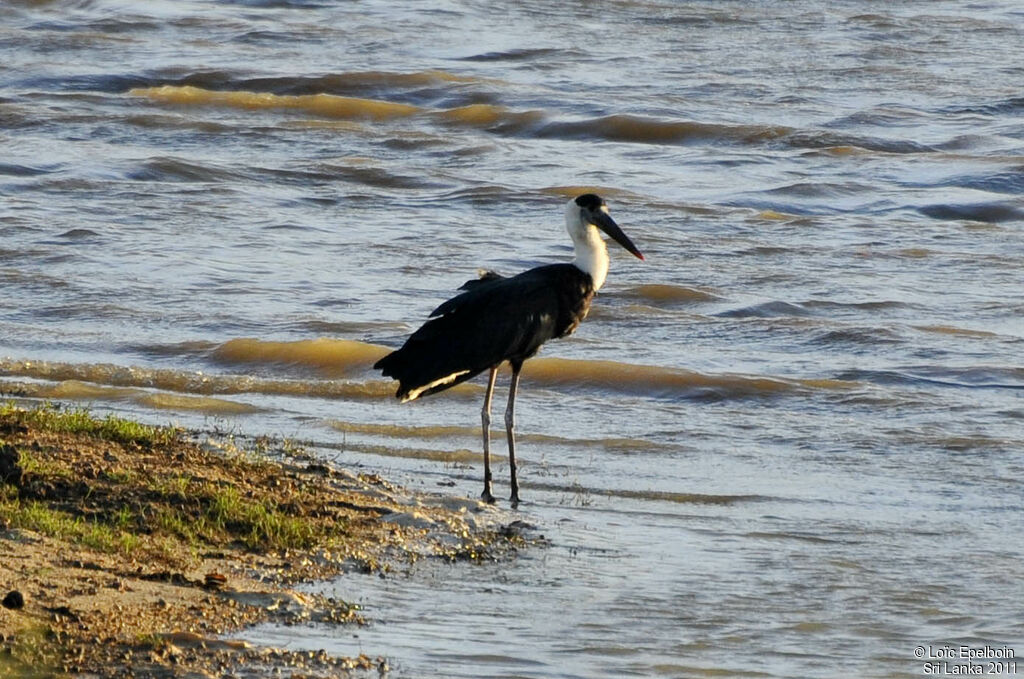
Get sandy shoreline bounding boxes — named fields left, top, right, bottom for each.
left=0, top=402, right=531, bottom=677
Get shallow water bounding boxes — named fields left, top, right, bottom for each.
left=3, top=1, right=1024, bottom=677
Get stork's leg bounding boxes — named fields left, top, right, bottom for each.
left=480, top=367, right=498, bottom=504
left=505, top=364, right=522, bottom=506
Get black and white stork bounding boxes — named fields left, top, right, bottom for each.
left=374, top=193, right=644, bottom=505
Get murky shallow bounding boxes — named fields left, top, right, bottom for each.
left=2, top=1, right=1024, bottom=676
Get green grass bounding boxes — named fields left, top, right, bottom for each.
left=14, top=448, right=74, bottom=479
left=197, top=482, right=317, bottom=551
left=1, top=476, right=315, bottom=556
left=0, top=496, right=141, bottom=555
left=150, top=473, right=190, bottom=499
left=148, top=480, right=320, bottom=552
left=1, top=402, right=335, bottom=557
left=153, top=506, right=203, bottom=545
left=103, top=468, right=139, bottom=485
left=0, top=401, right=178, bottom=446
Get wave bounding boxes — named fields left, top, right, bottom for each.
left=912, top=324, right=1001, bottom=340
left=57, top=228, right=101, bottom=240
left=807, top=327, right=902, bottom=348
left=942, top=96, right=1024, bottom=116
left=835, top=367, right=1024, bottom=390
left=0, top=358, right=394, bottom=401
left=129, top=85, right=540, bottom=134
left=208, top=340, right=855, bottom=400
left=333, top=441, right=483, bottom=464
left=3, top=378, right=262, bottom=415
left=327, top=419, right=667, bottom=453
left=32, top=68, right=489, bottom=96
left=620, top=284, right=722, bottom=305
left=129, top=86, right=423, bottom=121
left=210, top=338, right=388, bottom=376
left=917, top=202, right=1024, bottom=223
left=757, top=180, right=878, bottom=199
left=0, top=162, right=58, bottom=177
left=537, top=114, right=792, bottom=146
left=536, top=116, right=932, bottom=153
left=899, top=432, right=1021, bottom=453
left=125, top=156, right=248, bottom=183
left=935, top=168, right=1024, bottom=196
left=208, top=339, right=834, bottom=400
left=521, top=357, right=852, bottom=400
left=717, top=301, right=814, bottom=318
left=1, top=349, right=853, bottom=406
left=802, top=299, right=911, bottom=312
left=524, top=481, right=769, bottom=506
left=272, top=161, right=447, bottom=191
left=177, top=69, right=496, bottom=107
left=436, top=104, right=544, bottom=132
left=460, top=47, right=570, bottom=62
left=129, top=86, right=938, bottom=154
left=787, top=130, right=934, bottom=154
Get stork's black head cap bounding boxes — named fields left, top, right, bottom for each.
left=574, top=193, right=605, bottom=210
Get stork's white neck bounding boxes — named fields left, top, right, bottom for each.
left=565, top=200, right=610, bottom=290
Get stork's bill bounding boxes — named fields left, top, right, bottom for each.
left=592, top=204, right=645, bottom=261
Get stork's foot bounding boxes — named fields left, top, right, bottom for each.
left=510, top=492, right=521, bottom=508
left=481, top=488, right=496, bottom=504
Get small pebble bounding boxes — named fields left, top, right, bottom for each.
left=2, top=590, right=25, bottom=610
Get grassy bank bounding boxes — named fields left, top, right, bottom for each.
left=0, top=402, right=526, bottom=677
left=1, top=402, right=342, bottom=561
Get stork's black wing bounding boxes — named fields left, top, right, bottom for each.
left=374, top=264, right=594, bottom=401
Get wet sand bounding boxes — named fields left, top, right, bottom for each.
left=0, top=403, right=530, bottom=677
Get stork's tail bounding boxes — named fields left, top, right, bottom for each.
left=374, top=345, right=477, bottom=402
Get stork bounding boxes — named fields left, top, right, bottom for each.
left=374, top=193, right=644, bottom=505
